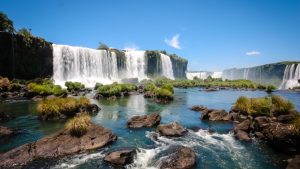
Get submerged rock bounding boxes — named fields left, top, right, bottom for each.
left=286, top=155, right=300, bottom=169
left=0, top=123, right=117, bottom=168
left=0, top=112, right=10, bottom=121
left=160, top=146, right=196, bottom=169
left=127, top=113, right=161, bottom=128
left=156, top=122, right=188, bottom=137
left=104, top=148, right=136, bottom=166
left=0, top=126, right=14, bottom=138
left=190, top=105, right=207, bottom=112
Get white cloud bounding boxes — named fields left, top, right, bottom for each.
left=123, top=43, right=139, bottom=51
left=165, top=34, right=181, bottom=49
left=246, top=51, right=261, bottom=56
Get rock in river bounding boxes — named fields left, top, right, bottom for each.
left=104, top=148, right=136, bottom=166
left=157, top=122, right=188, bottom=137
left=127, top=113, right=161, bottom=128
left=0, top=123, right=117, bottom=168
left=160, top=146, right=196, bottom=169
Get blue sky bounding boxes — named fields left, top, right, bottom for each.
left=1, top=0, right=300, bottom=71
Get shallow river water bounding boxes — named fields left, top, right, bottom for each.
left=1, top=88, right=300, bottom=169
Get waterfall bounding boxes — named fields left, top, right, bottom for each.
left=243, top=68, right=250, bottom=80
left=160, top=53, right=175, bottom=79
left=212, top=72, right=223, bottom=78
left=53, top=44, right=119, bottom=87
left=279, top=64, right=300, bottom=89
left=124, top=51, right=147, bottom=80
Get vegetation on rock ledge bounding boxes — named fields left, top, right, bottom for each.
left=65, top=113, right=91, bottom=137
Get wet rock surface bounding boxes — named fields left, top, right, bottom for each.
left=0, top=124, right=117, bottom=168
left=286, top=155, right=300, bottom=169
left=127, top=113, right=161, bottom=128
left=157, top=122, right=188, bottom=137
left=160, top=146, right=196, bottom=169
left=200, top=108, right=228, bottom=121
left=104, top=148, right=136, bottom=166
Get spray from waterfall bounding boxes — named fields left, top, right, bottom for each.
left=279, top=64, right=300, bottom=89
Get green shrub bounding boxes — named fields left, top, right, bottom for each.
left=144, top=83, right=157, bottom=92
left=161, top=83, right=174, bottom=94
left=271, top=95, right=294, bottom=115
left=28, top=82, right=66, bottom=96
left=235, top=96, right=272, bottom=116
left=0, top=77, right=11, bottom=91
left=156, top=88, right=173, bottom=100
left=94, top=82, right=103, bottom=90
left=37, top=97, right=90, bottom=119
left=65, top=113, right=91, bottom=137
left=97, top=83, right=137, bottom=97
left=65, top=81, right=85, bottom=91
left=266, top=85, right=276, bottom=93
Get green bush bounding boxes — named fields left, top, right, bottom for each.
left=94, top=82, right=103, bottom=90
left=161, top=83, right=174, bottom=94
left=37, top=97, right=90, bottom=119
left=28, top=82, right=66, bottom=96
left=65, top=113, right=91, bottom=137
left=97, top=83, right=137, bottom=97
left=65, top=81, right=85, bottom=91
left=271, top=95, right=294, bottom=115
left=144, top=82, right=157, bottom=92
left=156, top=88, right=173, bottom=100
left=234, top=95, right=294, bottom=117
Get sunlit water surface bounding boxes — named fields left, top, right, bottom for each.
left=1, top=88, right=299, bottom=169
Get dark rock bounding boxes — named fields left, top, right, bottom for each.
left=104, top=149, right=136, bottom=166
left=190, top=105, right=207, bottom=112
left=234, top=119, right=251, bottom=131
left=254, top=116, right=270, bottom=130
left=277, top=114, right=296, bottom=124
left=157, top=122, right=188, bottom=137
left=254, top=132, right=265, bottom=139
left=0, top=112, right=10, bottom=121
left=222, top=112, right=239, bottom=121
left=127, top=113, right=161, bottom=128
left=286, top=155, right=300, bottom=169
left=81, top=104, right=100, bottom=116
left=0, top=123, right=117, bottom=168
left=200, top=109, right=228, bottom=121
left=160, top=146, right=196, bottom=169
left=0, top=126, right=14, bottom=138
left=235, top=130, right=251, bottom=141
left=261, top=122, right=300, bottom=153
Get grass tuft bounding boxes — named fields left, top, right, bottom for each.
left=65, top=113, right=91, bottom=137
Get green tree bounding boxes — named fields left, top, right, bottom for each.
left=0, top=12, right=15, bottom=33
left=97, top=42, right=109, bottom=50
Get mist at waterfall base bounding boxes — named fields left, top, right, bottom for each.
left=1, top=89, right=300, bottom=169
left=280, top=64, right=300, bottom=89
left=53, top=44, right=175, bottom=88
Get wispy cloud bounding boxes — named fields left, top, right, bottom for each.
left=123, top=43, right=139, bottom=51
left=246, top=51, right=261, bottom=56
left=165, top=34, right=181, bottom=49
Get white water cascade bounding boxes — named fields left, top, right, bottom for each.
left=53, top=44, right=119, bottom=87
left=243, top=68, right=250, bottom=80
left=124, top=51, right=147, bottom=80
left=279, top=64, right=300, bottom=89
left=160, top=53, right=175, bottom=80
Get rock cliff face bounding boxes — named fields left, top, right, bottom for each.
left=0, top=32, right=53, bottom=79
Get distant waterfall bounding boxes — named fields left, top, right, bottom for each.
left=243, top=68, right=250, bottom=80
left=53, top=44, right=118, bottom=87
left=160, top=53, right=174, bottom=79
left=279, top=64, right=300, bottom=89
left=186, top=71, right=222, bottom=80
left=124, top=51, right=147, bottom=80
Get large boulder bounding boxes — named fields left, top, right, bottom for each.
left=160, top=146, right=196, bottom=169
left=254, top=116, right=270, bottom=130
left=0, top=124, right=117, bottom=168
left=235, top=130, right=251, bottom=141
left=222, top=112, right=239, bottom=121
left=157, top=122, right=187, bottom=137
left=286, top=155, right=300, bottom=169
left=234, top=119, right=252, bottom=131
left=127, top=113, right=161, bottom=128
left=261, top=122, right=300, bottom=153
left=200, top=109, right=228, bottom=121
left=104, top=149, right=136, bottom=166
left=277, top=114, right=296, bottom=124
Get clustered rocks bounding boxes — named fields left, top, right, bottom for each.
left=192, top=104, right=300, bottom=169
